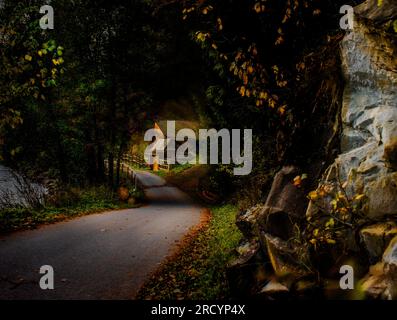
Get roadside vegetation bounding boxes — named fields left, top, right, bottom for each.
left=0, top=180, right=145, bottom=234
left=137, top=204, right=242, bottom=299
left=0, top=169, right=145, bottom=233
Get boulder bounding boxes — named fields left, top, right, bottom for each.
left=257, top=166, right=308, bottom=240
left=262, top=166, right=308, bottom=219
left=356, top=0, right=397, bottom=23
left=383, top=235, right=397, bottom=267
left=259, top=279, right=289, bottom=299
left=263, top=233, right=311, bottom=279
left=360, top=235, right=397, bottom=299
left=235, top=205, right=264, bottom=239
left=227, top=240, right=268, bottom=297
left=363, top=173, right=397, bottom=218
left=360, top=222, right=397, bottom=263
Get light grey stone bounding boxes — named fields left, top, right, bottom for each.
left=360, top=223, right=397, bottom=263
left=316, top=7, right=397, bottom=218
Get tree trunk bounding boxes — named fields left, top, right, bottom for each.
left=108, top=152, right=114, bottom=189
left=96, top=144, right=105, bottom=183
left=116, top=153, right=121, bottom=188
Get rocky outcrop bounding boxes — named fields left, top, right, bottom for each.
left=257, top=166, right=308, bottom=240
left=360, top=222, right=397, bottom=263
left=334, top=0, right=397, bottom=218
left=228, top=166, right=313, bottom=296
left=235, top=205, right=263, bottom=239
left=229, top=0, right=397, bottom=299
left=227, top=239, right=268, bottom=297
left=360, top=235, right=397, bottom=299
left=259, top=279, right=289, bottom=299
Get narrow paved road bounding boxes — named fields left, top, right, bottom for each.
left=0, top=170, right=203, bottom=300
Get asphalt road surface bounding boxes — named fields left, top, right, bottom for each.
left=0, top=170, right=203, bottom=300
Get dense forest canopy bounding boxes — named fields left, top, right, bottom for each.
left=0, top=0, right=377, bottom=198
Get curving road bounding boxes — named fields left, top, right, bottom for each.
left=0, top=170, right=203, bottom=300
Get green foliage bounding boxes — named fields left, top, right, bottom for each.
left=0, top=186, right=133, bottom=234
left=0, top=0, right=172, bottom=188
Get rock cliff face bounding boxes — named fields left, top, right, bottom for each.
left=230, top=0, right=397, bottom=299
left=335, top=0, right=397, bottom=218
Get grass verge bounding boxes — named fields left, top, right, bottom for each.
left=0, top=185, right=143, bottom=234
left=137, top=204, right=242, bottom=300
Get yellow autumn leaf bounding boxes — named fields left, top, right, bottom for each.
left=313, top=9, right=321, bottom=16
left=254, top=3, right=261, bottom=13
left=278, top=105, right=286, bottom=115
left=243, top=73, right=248, bottom=85
left=217, top=18, right=223, bottom=31
left=275, top=36, right=284, bottom=46
left=259, top=91, right=267, bottom=99
left=25, top=55, right=32, bottom=61
left=325, top=218, right=335, bottom=228
left=354, top=194, right=365, bottom=201
left=308, top=191, right=318, bottom=201
left=293, top=175, right=302, bottom=187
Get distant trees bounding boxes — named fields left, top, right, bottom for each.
left=0, top=0, right=170, bottom=189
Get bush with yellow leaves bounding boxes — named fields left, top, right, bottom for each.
left=304, top=179, right=368, bottom=251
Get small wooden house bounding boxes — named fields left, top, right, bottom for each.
left=148, top=120, right=197, bottom=171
